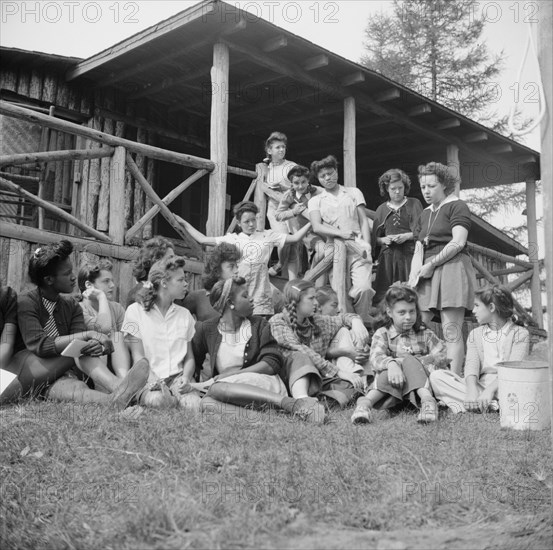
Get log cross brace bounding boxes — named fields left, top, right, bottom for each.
left=124, top=153, right=202, bottom=256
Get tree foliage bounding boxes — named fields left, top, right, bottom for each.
left=361, top=0, right=505, bottom=120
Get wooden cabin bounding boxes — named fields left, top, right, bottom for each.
left=0, top=0, right=543, bottom=328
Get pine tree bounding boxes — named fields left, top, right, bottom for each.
left=361, top=0, right=505, bottom=120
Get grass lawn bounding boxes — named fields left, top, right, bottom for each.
left=1, top=400, right=551, bottom=550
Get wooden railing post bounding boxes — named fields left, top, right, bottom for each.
left=526, top=177, right=543, bottom=327
left=207, top=42, right=229, bottom=237
left=343, top=96, right=356, bottom=188
left=109, top=146, right=126, bottom=244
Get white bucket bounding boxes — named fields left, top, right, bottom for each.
left=497, top=361, right=551, bottom=431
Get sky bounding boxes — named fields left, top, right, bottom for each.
left=0, top=0, right=543, bottom=150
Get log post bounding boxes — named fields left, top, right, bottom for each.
left=206, top=42, right=230, bottom=237
left=134, top=128, right=148, bottom=231
left=109, top=146, right=127, bottom=244
left=525, top=177, right=543, bottom=327
left=98, top=103, right=115, bottom=232
left=331, top=239, right=351, bottom=313
left=447, top=144, right=461, bottom=195
left=343, top=96, right=356, bottom=188
left=536, top=0, right=552, bottom=447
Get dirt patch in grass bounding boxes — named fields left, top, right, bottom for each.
left=1, top=401, right=551, bottom=549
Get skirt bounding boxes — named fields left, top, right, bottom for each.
left=373, top=242, right=415, bottom=306
left=373, top=355, right=430, bottom=408
left=281, top=352, right=361, bottom=409
left=219, top=372, right=288, bottom=396
left=417, top=253, right=476, bottom=312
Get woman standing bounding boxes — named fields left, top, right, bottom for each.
left=409, top=162, right=477, bottom=375
left=372, top=169, right=423, bottom=306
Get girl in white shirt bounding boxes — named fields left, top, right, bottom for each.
left=123, top=256, right=197, bottom=409
left=430, top=285, right=530, bottom=413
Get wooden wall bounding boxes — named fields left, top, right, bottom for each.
left=0, top=229, right=204, bottom=308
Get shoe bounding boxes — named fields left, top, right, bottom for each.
left=268, top=263, right=282, bottom=277
left=417, top=400, right=438, bottom=423
left=119, top=405, right=145, bottom=423
left=292, top=397, right=325, bottom=424
left=351, top=405, right=374, bottom=424
left=488, top=400, right=500, bottom=412
left=110, top=359, right=150, bottom=410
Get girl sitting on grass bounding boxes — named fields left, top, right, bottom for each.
left=270, top=279, right=369, bottom=409
left=0, top=284, right=20, bottom=404
left=182, top=242, right=240, bottom=321
left=126, top=236, right=175, bottom=307
left=430, top=285, right=530, bottom=414
left=315, top=286, right=371, bottom=383
left=192, top=277, right=325, bottom=423
left=351, top=283, right=448, bottom=424
left=78, top=260, right=130, bottom=378
left=11, top=240, right=148, bottom=407
left=123, top=255, right=197, bottom=409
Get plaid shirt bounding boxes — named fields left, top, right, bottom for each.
left=370, top=325, right=448, bottom=373
left=270, top=312, right=359, bottom=378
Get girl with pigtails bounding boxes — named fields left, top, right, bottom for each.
left=430, top=285, right=530, bottom=414
left=123, top=256, right=198, bottom=409
left=191, top=277, right=325, bottom=423
left=269, top=279, right=370, bottom=409
left=10, top=240, right=149, bottom=408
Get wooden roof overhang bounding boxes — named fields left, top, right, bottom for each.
left=66, top=0, right=540, bottom=193
left=1, top=1, right=530, bottom=257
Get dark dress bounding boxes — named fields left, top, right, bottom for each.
left=413, top=198, right=476, bottom=312
left=372, top=197, right=423, bottom=305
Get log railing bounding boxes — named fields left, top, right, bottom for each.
left=0, top=101, right=257, bottom=256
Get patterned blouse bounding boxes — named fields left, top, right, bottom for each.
left=270, top=312, right=359, bottom=378
left=370, top=325, right=448, bottom=373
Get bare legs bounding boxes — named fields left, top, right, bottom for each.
left=421, top=307, right=465, bottom=375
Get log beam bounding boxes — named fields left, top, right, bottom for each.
left=375, top=88, right=400, bottom=102
left=0, top=176, right=111, bottom=243
left=220, top=39, right=514, bottom=172
left=466, top=242, right=533, bottom=269
left=207, top=42, right=230, bottom=237
left=303, top=54, right=329, bottom=71
left=125, top=153, right=201, bottom=255
left=0, top=148, right=114, bottom=168
left=435, top=118, right=460, bottom=130
left=263, top=35, right=288, bottom=52
left=0, top=101, right=214, bottom=171
left=0, top=220, right=205, bottom=274
left=126, top=169, right=208, bottom=243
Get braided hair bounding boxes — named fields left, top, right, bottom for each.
left=283, top=279, right=321, bottom=341
left=28, top=240, right=73, bottom=287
